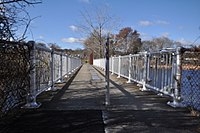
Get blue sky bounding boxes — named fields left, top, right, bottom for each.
left=26, top=0, right=200, bottom=49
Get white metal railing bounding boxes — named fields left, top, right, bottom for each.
left=93, top=48, right=185, bottom=108
left=24, top=41, right=82, bottom=108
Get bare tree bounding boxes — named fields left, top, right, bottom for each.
left=0, top=0, right=41, bottom=41
left=83, top=32, right=106, bottom=59
left=142, top=37, right=175, bottom=52
left=79, top=6, right=120, bottom=58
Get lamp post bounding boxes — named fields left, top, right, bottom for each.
left=105, top=33, right=110, bottom=105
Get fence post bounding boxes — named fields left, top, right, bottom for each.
left=68, top=57, right=71, bottom=75
left=23, top=41, right=40, bottom=108
left=117, top=55, right=121, bottom=78
left=111, top=56, right=114, bottom=75
left=168, top=47, right=184, bottom=107
left=65, top=55, right=68, bottom=78
left=72, top=58, right=75, bottom=72
left=60, top=52, right=63, bottom=82
left=50, top=49, right=55, bottom=90
left=127, top=54, right=132, bottom=83
left=146, top=53, right=150, bottom=88
left=140, top=52, right=148, bottom=91
left=169, top=53, right=174, bottom=95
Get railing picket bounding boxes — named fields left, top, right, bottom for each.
left=93, top=46, right=199, bottom=110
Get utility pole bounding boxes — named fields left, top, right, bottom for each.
left=105, top=33, right=110, bottom=105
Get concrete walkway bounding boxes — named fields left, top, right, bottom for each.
left=95, top=66, right=200, bottom=133
left=40, top=63, right=106, bottom=110
left=1, top=64, right=200, bottom=133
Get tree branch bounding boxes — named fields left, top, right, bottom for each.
left=0, top=0, right=41, bottom=5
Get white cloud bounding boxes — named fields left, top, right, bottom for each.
left=156, top=20, right=170, bottom=25
left=139, top=20, right=170, bottom=26
left=176, top=38, right=192, bottom=45
left=61, top=37, right=85, bottom=43
left=69, top=25, right=79, bottom=32
left=140, top=32, right=149, bottom=39
left=39, top=35, right=44, bottom=39
left=79, top=0, right=90, bottom=3
left=161, top=32, right=170, bottom=37
left=139, top=32, right=154, bottom=40
left=139, top=21, right=153, bottom=26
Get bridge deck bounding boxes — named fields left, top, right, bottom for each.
left=1, top=64, right=200, bottom=133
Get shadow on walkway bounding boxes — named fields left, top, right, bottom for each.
left=2, top=110, right=104, bottom=133
left=1, top=64, right=200, bottom=133
left=103, top=110, right=200, bottom=133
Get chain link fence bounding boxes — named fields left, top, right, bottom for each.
left=0, top=41, right=82, bottom=117
left=181, top=48, right=200, bottom=110
left=0, top=41, right=31, bottom=116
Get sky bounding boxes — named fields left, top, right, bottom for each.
left=26, top=0, right=200, bottom=49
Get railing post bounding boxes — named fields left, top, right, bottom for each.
left=65, top=55, right=68, bottom=78
left=132, top=56, right=135, bottom=80
left=147, top=53, right=150, bottom=83
left=117, top=55, right=121, bottom=78
left=23, top=41, right=40, bottom=108
left=71, top=57, right=74, bottom=73
left=127, top=54, right=132, bottom=83
left=169, top=53, right=174, bottom=95
left=168, top=47, right=184, bottom=107
left=140, top=52, right=148, bottom=91
left=111, top=56, right=114, bottom=75
left=68, top=57, right=71, bottom=75
left=136, top=56, right=139, bottom=81
left=50, top=49, right=55, bottom=90
left=60, top=52, right=63, bottom=82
